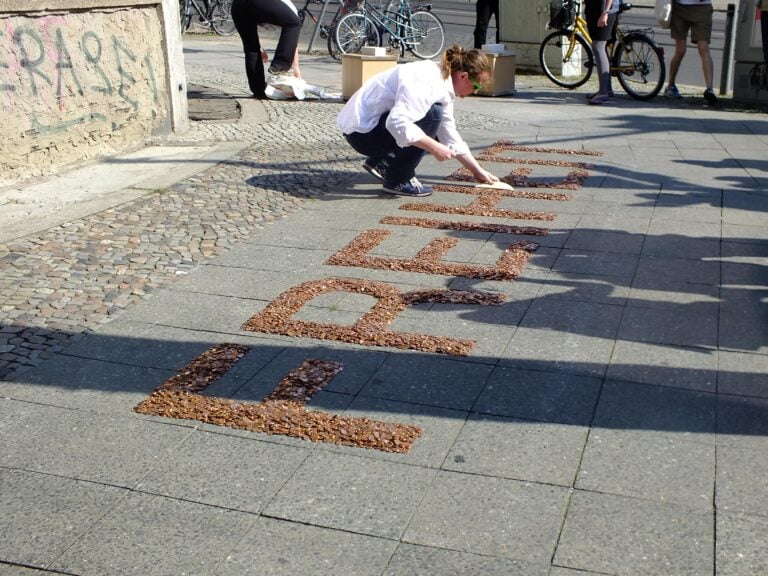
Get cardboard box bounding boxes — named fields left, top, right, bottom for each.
left=341, top=53, right=399, bottom=99
left=478, top=51, right=516, bottom=97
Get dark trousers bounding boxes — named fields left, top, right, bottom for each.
left=762, top=10, right=768, bottom=65
left=344, top=104, right=443, bottom=186
left=231, top=0, right=302, bottom=98
left=473, top=0, right=499, bottom=49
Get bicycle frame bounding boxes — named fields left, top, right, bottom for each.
left=559, top=12, right=657, bottom=78
left=362, top=0, right=427, bottom=48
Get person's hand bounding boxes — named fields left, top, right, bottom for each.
left=598, top=12, right=608, bottom=27
left=293, top=67, right=301, bottom=78
left=431, top=142, right=457, bottom=162
left=260, top=49, right=269, bottom=63
left=474, top=168, right=499, bottom=183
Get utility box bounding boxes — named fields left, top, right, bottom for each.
left=478, top=51, right=516, bottom=96
left=733, top=2, right=767, bottom=103
left=498, top=0, right=553, bottom=69
left=341, top=53, right=399, bottom=99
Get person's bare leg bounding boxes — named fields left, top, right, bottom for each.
left=697, top=40, right=714, bottom=90
left=667, top=38, right=687, bottom=87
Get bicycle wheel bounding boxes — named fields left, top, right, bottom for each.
left=179, top=0, right=191, bottom=32
left=334, top=12, right=381, bottom=56
left=211, top=0, right=237, bottom=35
left=612, top=33, right=666, bottom=100
left=539, top=30, right=593, bottom=89
left=407, top=10, right=445, bottom=60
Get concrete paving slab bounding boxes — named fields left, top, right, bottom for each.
left=383, top=543, right=547, bottom=576
left=229, top=344, right=387, bottom=398
left=715, top=511, right=768, bottom=576
left=627, top=281, right=720, bottom=309
left=564, top=228, right=646, bottom=254
left=554, top=490, right=713, bottom=576
left=263, top=450, right=436, bottom=539
left=607, top=340, right=718, bottom=393
left=135, top=431, right=311, bottom=513
left=360, top=354, right=494, bottom=411
left=533, top=271, right=630, bottom=305
left=0, top=566, right=64, bottom=576
left=323, top=396, right=466, bottom=468
left=717, top=394, right=768, bottom=450
left=216, top=516, right=396, bottom=576
left=50, top=491, right=255, bottom=576
left=0, top=469, right=125, bottom=568
left=552, top=248, right=640, bottom=278
left=633, top=254, right=721, bottom=286
left=501, top=326, right=616, bottom=377
left=618, top=303, right=719, bottom=348
left=576, top=428, right=715, bottom=507
left=716, top=444, right=768, bottom=517
left=403, top=470, right=569, bottom=564
left=0, top=398, right=192, bottom=487
left=444, top=413, right=588, bottom=486
left=717, top=350, right=768, bottom=397
left=593, top=380, right=716, bottom=438
left=474, top=366, right=602, bottom=426
left=0, top=354, right=173, bottom=413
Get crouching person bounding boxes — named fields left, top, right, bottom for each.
left=337, top=44, right=500, bottom=197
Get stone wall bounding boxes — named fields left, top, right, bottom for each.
left=0, top=1, right=185, bottom=187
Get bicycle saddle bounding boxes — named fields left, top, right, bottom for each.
left=619, top=2, right=632, bottom=12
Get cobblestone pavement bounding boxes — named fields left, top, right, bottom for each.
left=0, top=66, right=358, bottom=380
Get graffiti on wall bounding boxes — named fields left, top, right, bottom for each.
left=0, top=9, right=168, bottom=183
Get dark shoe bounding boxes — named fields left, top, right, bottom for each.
left=703, top=89, right=718, bottom=105
left=588, top=93, right=611, bottom=105
left=383, top=177, right=433, bottom=197
left=664, top=85, right=682, bottom=99
left=363, top=158, right=385, bottom=181
left=586, top=90, right=614, bottom=99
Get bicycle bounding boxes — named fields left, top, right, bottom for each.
left=179, top=0, right=237, bottom=36
left=333, top=0, right=445, bottom=60
left=296, top=0, right=363, bottom=60
left=539, top=0, right=666, bottom=100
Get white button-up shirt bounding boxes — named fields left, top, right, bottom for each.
left=337, top=60, right=471, bottom=156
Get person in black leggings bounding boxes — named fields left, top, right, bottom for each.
left=231, top=0, right=302, bottom=98
left=472, top=0, right=499, bottom=49
left=584, top=0, right=618, bottom=104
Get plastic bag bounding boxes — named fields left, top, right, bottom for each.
left=655, top=0, right=672, bottom=29
left=265, top=76, right=341, bottom=100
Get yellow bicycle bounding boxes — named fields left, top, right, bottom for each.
left=539, top=0, right=666, bottom=100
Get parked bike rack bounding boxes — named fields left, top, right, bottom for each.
left=305, top=0, right=336, bottom=53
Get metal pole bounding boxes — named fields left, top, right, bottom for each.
left=719, top=3, right=736, bottom=96
left=306, top=0, right=333, bottom=53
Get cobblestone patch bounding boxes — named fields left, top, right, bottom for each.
left=0, top=71, right=361, bottom=380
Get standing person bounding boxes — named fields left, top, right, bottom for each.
left=584, top=0, right=619, bottom=104
left=338, top=45, right=500, bottom=197
left=473, top=0, right=500, bottom=50
left=231, top=0, right=302, bottom=99
left=664, top=0, right=717, bottom=104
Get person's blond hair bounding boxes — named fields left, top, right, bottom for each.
left=439, top=44, right=491, bottom=80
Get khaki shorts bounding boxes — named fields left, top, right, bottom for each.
left=670, top=3, right=714, bottom=44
